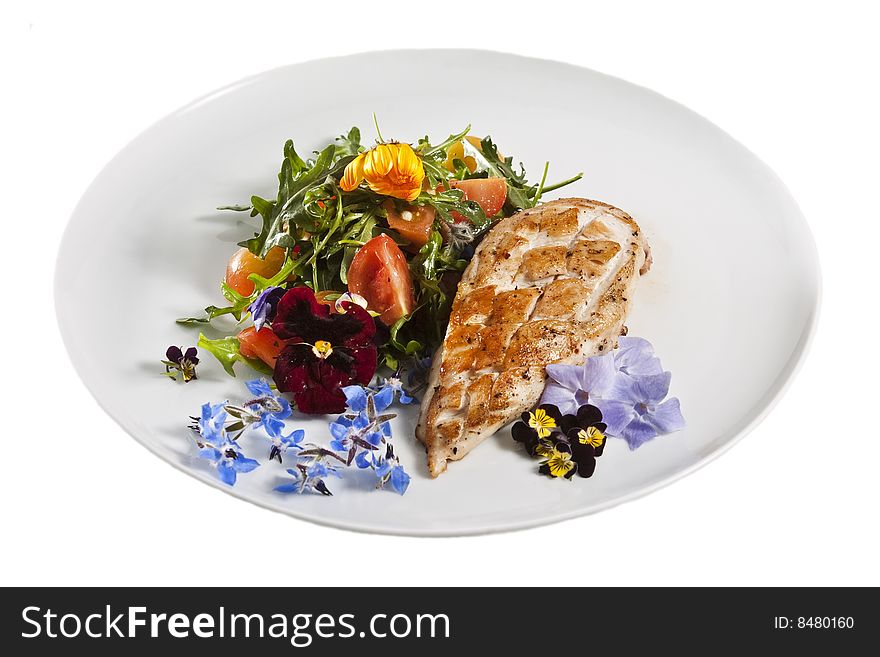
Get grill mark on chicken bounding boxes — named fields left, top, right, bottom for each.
left=416, top=198, right=650, bottom=477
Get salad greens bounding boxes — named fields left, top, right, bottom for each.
left=179, top=125, right=582, bottom=371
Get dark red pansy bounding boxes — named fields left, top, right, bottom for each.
left=271, top=287, right=377, bottom=414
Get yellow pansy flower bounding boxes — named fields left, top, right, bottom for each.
left=543, top=449, right=575, bottom=478
left=577, top=426, right=605, bottom=448
left=527, top=407, right=558, bottom=438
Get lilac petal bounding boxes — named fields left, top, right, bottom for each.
left=645, top=398, right=686, bottom=434
left=342, top=386, right=368, bottom=412
left=615, top=337, right=663, bottom=376
left=582, top=353, right=617, bottom=397
left=217, top=462, right=237, bottom=486
left=545, top=363, right=584, bottom=392
left=632, top=371, right=672, bottom=404
left=593, top=398, right=636, bottom=436
left=539, top=382, right=580, bottom=416
left=619, top=418, right=659, bottom=450
left=606, top=374, right=640, bottom=405
left=372, top=386, right=394, bottom=412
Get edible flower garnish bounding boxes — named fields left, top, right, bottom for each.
left=341, top=142, right=426, bottom=202
left=230, top=379, right=304, bottom=462
left=540, top=336, right=685, bottom=450
left=271, top=287, right=378, bottom=414
left=512, top=404, right=562, bottom=456
left=189, top=401, right=261, bottom=486
left=512, top=403, right=607, bottom=479
left=604, top=371, right=685, bottom=450
left=276, top=447, right=346, bottom=496
left=374, top=375, right=416, bottom=406
left=334, top=291, right=370, bottom=315
left=539, top=444, right=576, bottom=479
left=189, top=377, right=411, bottom=495
left=247, top=286, right=285, bottom=332
left=527, top=406, right=559, bottom=438
left=331, top=385, right=411, bottom=495
left=162, top=346, right=199, bottom=382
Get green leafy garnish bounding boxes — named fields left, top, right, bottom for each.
left=196, top=334, right=272, bottom=377
left=182, top=124, right=582, bottom=370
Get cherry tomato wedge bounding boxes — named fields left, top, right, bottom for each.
left=225, top=246, right=291, bottom=297
left=383, top=200, right=436, bottom=249
left=347, top=234, right=415, bottom=326
left=238, top=326, right=285, bottom=368
left=448, top=178, right=507, bottom=218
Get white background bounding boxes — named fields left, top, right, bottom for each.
left=3, top=0, right=878, bottom=586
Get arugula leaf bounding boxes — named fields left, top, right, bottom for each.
left=241, top=143, right=353, bottom=258
left=335, top=126, right=362, bottom=158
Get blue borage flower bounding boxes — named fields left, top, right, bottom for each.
left=328, top=385, right=411, bottom=495
left=375, top=375, right=416, bottom=405
left=189, top=400, right=261, bottom=486
left=197, top=441, right=261, bottom=486
left=188, top=379, right=412, bottom=494
left=275, top=446, right=345, bottom=496
left=540, top=336, right=685, bottom=450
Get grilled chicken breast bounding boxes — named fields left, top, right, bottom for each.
left=416, top=198, right=651, bottom=477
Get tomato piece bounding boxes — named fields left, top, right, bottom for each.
left=238, top=326, right=285, bottom=368
left=383, top=200, right=436, bottom=249
left=347, top=234, right=415, bottom=326
left=225, top=246, right=290, bottom=297
left=448, top=178, right=507, bottom=219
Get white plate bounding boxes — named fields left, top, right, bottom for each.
left=55, top=50, right=820, bottom=536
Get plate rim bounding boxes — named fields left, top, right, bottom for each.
left=54, top=48, right=823, bottom=537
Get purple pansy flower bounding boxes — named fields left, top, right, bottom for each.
left=163, top=346, right=199, bottom=382
left=247, top=286, right=286, bottom=332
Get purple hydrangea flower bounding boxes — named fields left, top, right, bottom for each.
left=539, top=337, right=685, bottom=449
left=602, top=371, right=685, bottom=449
left=541, top=352, right=616, bottom=415
left=613, top=336, right=663, bottom=377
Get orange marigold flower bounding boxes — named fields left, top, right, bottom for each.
left=340, top=143, right=425, bottom=202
